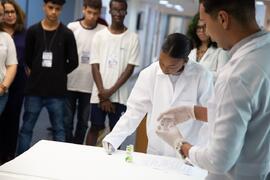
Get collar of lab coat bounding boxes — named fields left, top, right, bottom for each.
left=229, top=30, right=270, bottom=62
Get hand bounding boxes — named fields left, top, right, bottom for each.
left=156, top=126, right=184, bottom=150
left=98, top=89, right=113, bottom=101
left=102, top=141, right=115, bottom=155
left=99, top=100, right=115, bottom=113
left=157, top=106, right=195, bottom=130
left=0, top=88, right=5, bottom=96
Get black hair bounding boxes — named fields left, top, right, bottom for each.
left=186, top=13, right=217, bottom=49
left=200, top=0, right=255, bottom=26
left=83, top=0, right=102, bottom=9
left=43, top=0, right=66, bottom=6
left=162, top=33, right=192, bottom=60
left=109, top=0, right=127, bottom=10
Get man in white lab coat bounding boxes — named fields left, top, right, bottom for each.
left=102, top=33, right=214, bottom=157
left=156, top=0, right=270, bottom=179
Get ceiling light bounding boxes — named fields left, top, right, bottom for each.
left=256, top=1, right=264, bottom=5
left=159, top=0, right=169, bottom=5
left=174, top=5, right=184, bottom=12
left=166, top=3, right=173, bottom=8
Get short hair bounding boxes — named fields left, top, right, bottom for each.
left=161, top=33, right=192, bottom=60
left=2, top=0, right=25, bottom=32
left=186, top=13, right=217, bottom=49
left=43, top=0, right=66, bottom=6
left=200, top=0, right=256, bottom=26
left=83, top=0, right=102, bottom=9
left=109, top=0, right=127, bottom=10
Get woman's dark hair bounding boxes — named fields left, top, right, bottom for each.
left=200, top=0, right=255, bottom=26
left=186, top=13, right=217, bottom=49
left=161, top=33, right=192, bottom=60
left=2, top=0, right=25, bottom=32
left=43, top=0, right=66, bottom=5
left=83, top=0, right=102, bottom=9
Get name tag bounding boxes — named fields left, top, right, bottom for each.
left=81, top=51, right=90, bottom=64
left=108, top=56, right=118, bottom=68
left=42, top=51, right=53, bottom=68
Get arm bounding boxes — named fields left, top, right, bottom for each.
left=99, top=64, right=135, bottom=100
left=103, top=70, right=151, bottom=149
left=194, top=105, right=208, bottom=122
left=65, top=31, right=78, bottom=74
left=185, top=76, right=251, bottom=174
left=0, top=34, right=18, bottom=94
left=24, top=28, right=34, bottom=70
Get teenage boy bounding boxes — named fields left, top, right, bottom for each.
left=65, top=0, right=106, bottom=144
left=17, top=0, right=78, bottom=154
left=86, top=0, right=140, bottom=146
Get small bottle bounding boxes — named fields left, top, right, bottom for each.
left=125, top=144, right=134, bottom=163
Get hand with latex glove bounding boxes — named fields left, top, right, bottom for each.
left=102, top=141, right=115, bottom=155
left=156, top=126, right=185, bottom=158
left=157, top=106, right=195, bottom=130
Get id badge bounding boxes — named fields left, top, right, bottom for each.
left=108, top=56, right=118, bottom=68
left=81, top=51, right=90, bottom=64
left=42, top=51, right=53, bottom=68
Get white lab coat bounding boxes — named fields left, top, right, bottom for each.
left=189, top=47, right=229, bottom=82
left=189, top=31, right=270, bottom=180
left=103, top=60, right=213, bottom=157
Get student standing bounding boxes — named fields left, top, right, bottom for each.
left=86, top=0, right=140, bottom=146
left=65, top=0, right=106, bottom=144
left=17, top=0, right=78, bottom=154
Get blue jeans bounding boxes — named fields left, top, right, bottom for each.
left=64, top=91, right=91, bottom=144
left=17, top=96, right=65, bottom=155
left=0, top=93, right=8, bottom=115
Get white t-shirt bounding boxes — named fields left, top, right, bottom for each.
left=0, top=32, right=17, bottom=83
left=90, top=28, right=140, bottom=105
left=67, top=22, right=106, bottom=93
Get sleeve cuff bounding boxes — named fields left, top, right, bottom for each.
left=189, top=146, right=201, bottom=167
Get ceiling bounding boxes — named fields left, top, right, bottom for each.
left=138, top=0, right=270, bottom=17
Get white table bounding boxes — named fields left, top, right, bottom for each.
left=0, top=140, right=207, bottom=180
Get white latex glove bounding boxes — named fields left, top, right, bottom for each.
left=157, top=106, right=195, bottom=130
left=102, top=141, right=115, bottom=155
left=156, top=126, right=184, bottom=151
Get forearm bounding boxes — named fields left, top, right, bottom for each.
left=110, top=64, right=135, bottom=94
left=92, top=64, right=104, bottom=92
left=2, top=64, right=17, bottom=88
left=194, top=105, right=208, bottom=122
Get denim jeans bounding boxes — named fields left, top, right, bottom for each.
left=64, top=91, right=91, bottom=144
left=0, top=93, right=8, bottom=115
left=17, top=96, right=65, bottom=155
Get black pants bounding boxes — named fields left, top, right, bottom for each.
left=0, top=91, right=24, bottom=163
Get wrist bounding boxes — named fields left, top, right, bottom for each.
left=174, top=139, right=184, bottom=159
left=180, top=143, right=192, bottom=158
left=0, top=84, right=7, bottom=92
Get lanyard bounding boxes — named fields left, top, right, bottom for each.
left=43, top=27, right=58, bottom=51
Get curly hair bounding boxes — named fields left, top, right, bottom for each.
left=2, top=0, right=25, bottom=32
left=186, top=13, right=217, bottom=49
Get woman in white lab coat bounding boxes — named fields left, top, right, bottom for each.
left=187, top=13, right=228, bottom=82
left=102, top=33, right=213, bottom=157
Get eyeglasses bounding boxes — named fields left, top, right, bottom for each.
left=4, top=10, right=16, bottom=15
left=196, top=25, right=206, bottom=32
left=110, top=9, right=127, bottom=16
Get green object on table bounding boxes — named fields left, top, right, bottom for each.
left=125, top=145, right=134, bottom=163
